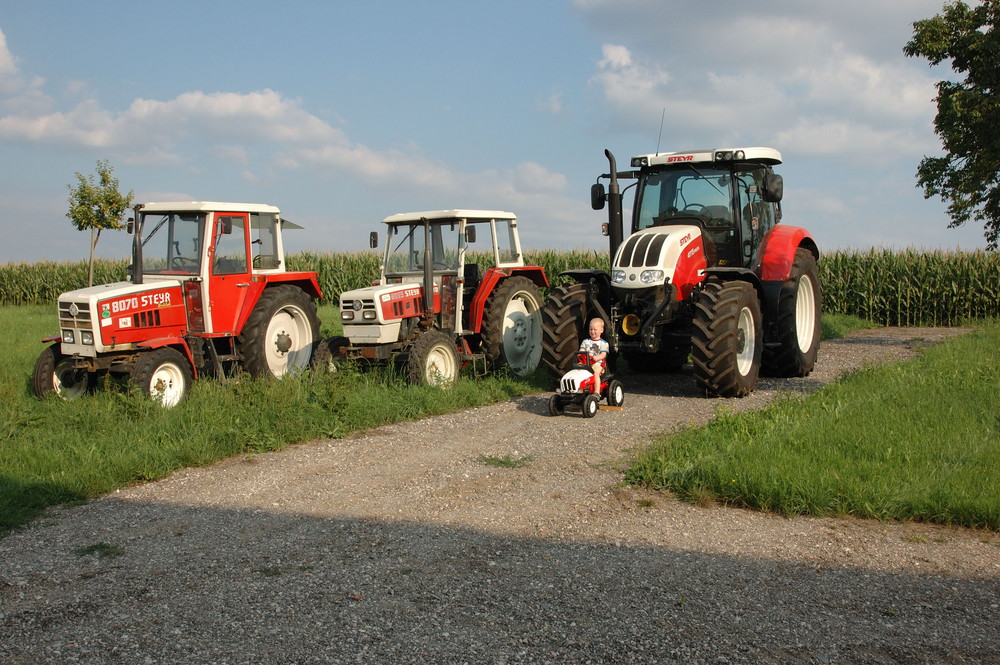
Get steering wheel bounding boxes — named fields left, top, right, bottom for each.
left=170, top=256, right=198, bottom=270
left=682, top=203, right=708, bottom=214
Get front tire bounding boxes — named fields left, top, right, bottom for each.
left=763, top=248, right=822, bottom=377
left=548, top=394, right=565, bottom=417
left=311, top=336, right=349, bottom=373
left=129, top=348, right=192, bottom=407
left=32, top=343, right=92, bottom=400
left=480, top=276, right=544, bottom=376
left=541, top=283, right=598, bottom=379
left=238, top=285, right=321, bottom=378
left=582, top=393, right=600, bottom=418
left=407, top=329, right=459, bottom=387
left=691, top=280, right=763, bottom=397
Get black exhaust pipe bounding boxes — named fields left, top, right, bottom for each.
left=604, top=149, right=624, bottom=261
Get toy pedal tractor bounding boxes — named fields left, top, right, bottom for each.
left=548, top=349, right=624, bottom=418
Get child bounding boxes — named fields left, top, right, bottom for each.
left=579, top=318, right=609, bottom=394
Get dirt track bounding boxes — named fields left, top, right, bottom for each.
left=1, top=327, right=998, bottom=664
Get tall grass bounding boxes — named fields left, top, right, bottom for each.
left=4, top=249, right=997, bottom=324
left=626, top=320, right=1000, bottom=529
left=819, top=249, right=1000, bottom=326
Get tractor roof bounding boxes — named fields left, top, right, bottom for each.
left=383, top=209, right=517, bottom=225
left=631, top=147, right=782, bottom=168
left=139, top=201, right=282, bottom=214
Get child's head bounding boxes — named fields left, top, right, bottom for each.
left=588, top=318, right=605, bottom=340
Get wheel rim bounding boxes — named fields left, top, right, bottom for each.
left=612, top=385, right=624, bottom=406
left=501, top=291, right=542, bottom=375
left=425, top=343, right=457, bottom=386
left=265, top=305, right=314, bottom=377
left=736, top=306, right=756, bottom=376
left=53, top=358, right=88, bottom=400
left=148, top=362, right=185, bottom=407
left=795, top=274, right=816, bottom=352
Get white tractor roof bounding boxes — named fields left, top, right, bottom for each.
left=632, top=147, right=782, bottom=168
left=383, top=209, right=517, bottom=224
left=139, top=201, right=282, bottom=214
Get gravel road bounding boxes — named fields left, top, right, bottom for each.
left=1, top=327, right=997, bottom=665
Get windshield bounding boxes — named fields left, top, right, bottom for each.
left=384, top=222, right=460, bottom=274
left=634, top=166, right=733, bottom=231
left=140, top=212, right=205, bottom=274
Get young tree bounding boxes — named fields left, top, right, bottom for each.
left=904, top=1, right=1000, bottom=248
left=67, top=159, right=135, bottom=286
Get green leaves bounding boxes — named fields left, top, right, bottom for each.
left=66, top=159, right=134, bottom=234
left=904, top=1, right=1000, bottom=248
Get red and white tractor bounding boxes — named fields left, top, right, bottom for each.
left=548, top=350, right=624, bottom=418
left=334, top=209, right=548, bottom=386
left=33, top=201, right=323, bottom=406
left=542, top=147, right=822, bottom=397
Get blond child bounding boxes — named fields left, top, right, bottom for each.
left=578, top=318, right=609, bottom=394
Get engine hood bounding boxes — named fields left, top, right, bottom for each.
left=612, top=225, right=707, bottom=295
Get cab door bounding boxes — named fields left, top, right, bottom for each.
left=205, top=212, right=251, bottom=334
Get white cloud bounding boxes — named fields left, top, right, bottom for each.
left=0, top=28, right=22, bottom=95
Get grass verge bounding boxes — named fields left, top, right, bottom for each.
left=1, top=305, right=545, bottom=535
left=625, top=320, right=1000, bottom=530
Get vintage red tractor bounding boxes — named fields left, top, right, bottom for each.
left=334, top=209, right=548, bottom=386
left=33, top=201, right=322, bottom=406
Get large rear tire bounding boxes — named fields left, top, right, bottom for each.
left=763, top=248, right=822, bottom=377
left=238, top=285, right=321, bottom=378
left=129, top=348, right=192, bottom=407
left=540, top=283, right=595, bottom=380
left=407, top=329, right=459, bottom=387
left=480, top=276, right=544, bottom=376
left=691, top=280, right=762, bottom=397
left=32, top=343, right=93, bottom=400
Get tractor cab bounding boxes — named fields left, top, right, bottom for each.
left=628, top=148, right=783, bottom=270
left=131, top=202, right=298, bottom=335
left=338, top=210, right=547, bottom=383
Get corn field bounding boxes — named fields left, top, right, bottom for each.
left=2, top=249, right=997, bottom=326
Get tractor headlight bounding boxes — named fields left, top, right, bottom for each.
left=62, top=329, right=75, bottom=344
left=81, top=331, right=94, bottom=345
left=631, top=156, right=649, bottom=167
left=640, top=270, right=664, bottom=284
left=340, top=310, right=354, bottom=321
left=612, top=270, right=626, bottom=284
left=362, top=310, right=377, bottom=320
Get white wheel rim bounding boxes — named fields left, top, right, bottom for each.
left=149, top=362, right=185, bottom=407
left=53, top=359, right=87, bottom=400
left=501, top=291, right=542, bottom=375
left=265, top=306, right=313, bottom=377
left=587, top=397, right=598, bottom=416
left=613, top=385, right=624, bottom=405
left=795, top=274, right=816, bottom=352
left=425, top=344, right=457, bottom=386
left=736, top=306, right=756, bottom=376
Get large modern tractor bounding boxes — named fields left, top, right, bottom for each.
left=335, top=209, right=548, bottom=387
left=33, top=201, right=323, bottom=407
left=542, top=147, right=822, bottom=397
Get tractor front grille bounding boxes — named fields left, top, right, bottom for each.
left=58, top=300, right=92, bottom=329
left=617, top=233, right=667, bottom=268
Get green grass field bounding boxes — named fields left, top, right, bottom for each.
left=626, top=320, right=1000, bottom=530
left=0, top=305, right=545, bottom=534
left=2, top=305, right=996, bottom=535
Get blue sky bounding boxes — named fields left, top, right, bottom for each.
left=0, top=0, right=989, bottom=263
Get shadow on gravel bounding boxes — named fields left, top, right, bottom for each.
left=2, top=500, right=997, bottom=665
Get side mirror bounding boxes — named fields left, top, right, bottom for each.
left=369, top=232, right=379, bottom=249
left=465, top=226, right=476, bottom=243
left=126, top=217, right=134, bottom=234
left=591, top=183, right=607, bottom=210
left=220, top=218, right=233, bottom=235
left=763, top=174, right=783, bottom=203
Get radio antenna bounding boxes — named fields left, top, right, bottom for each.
left=655, top=108, right=666, bottom=155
